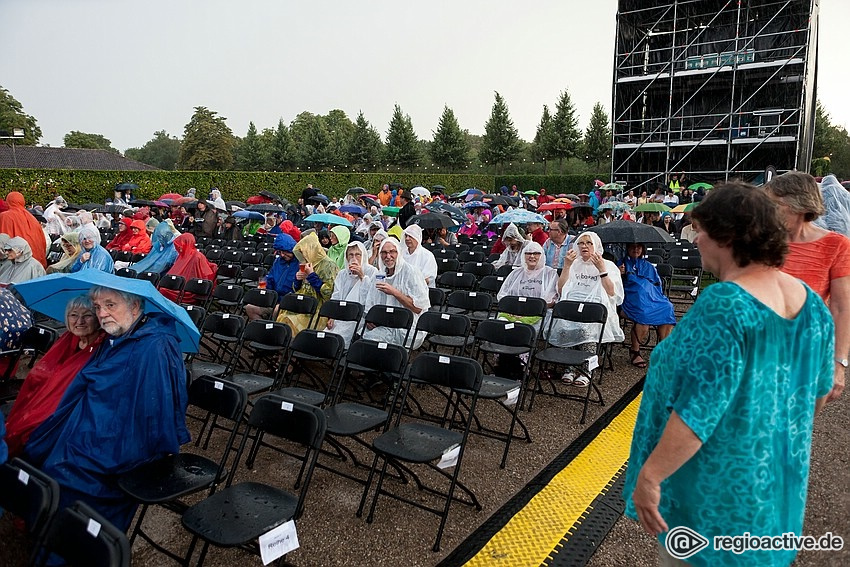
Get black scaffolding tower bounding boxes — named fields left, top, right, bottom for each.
left=611, top=0, right=818, bottom=191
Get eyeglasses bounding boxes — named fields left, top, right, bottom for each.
left=524, top=252, right=542, bottom=256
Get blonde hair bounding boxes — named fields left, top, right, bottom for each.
left=764, top=171, right=825, bottom=222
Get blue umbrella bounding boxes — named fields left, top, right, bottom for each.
left=13, top=270, right=201, bottom=353
left=339, top=204, right=367, bottom=215
left=304, top=213, right=353, bottom=228
left=489, top=209, right=548, bottom=226
left=232, top=210, right=265, bottom=221
left=451, top=187, right=483, bottom=199
left=462, top=201, right=489, bottom=209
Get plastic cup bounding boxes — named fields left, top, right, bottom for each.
left=299, top=263, right=307, bottom=272
left=257, top=277, right=267, bottom=290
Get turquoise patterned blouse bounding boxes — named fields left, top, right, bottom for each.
left=624, top=282, right=834, bottom=566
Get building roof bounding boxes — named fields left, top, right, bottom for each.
left=0, top=146, right=159, bottom=171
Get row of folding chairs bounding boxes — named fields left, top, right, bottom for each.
left=0, top=458, right=131, bottom=566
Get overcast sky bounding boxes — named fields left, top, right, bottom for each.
left=2, top=0, right=847, bottom=152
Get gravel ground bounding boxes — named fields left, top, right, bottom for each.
left=1, top=345, right=847, bottom=567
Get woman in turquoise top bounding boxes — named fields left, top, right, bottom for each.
left=623, top=183, right=834, bottom=567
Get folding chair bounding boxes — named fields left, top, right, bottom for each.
left=1, top=325, right=58, bottom=387
left=445, top=290, right=492, bottom=326
left=477, top=275, right=505, bottom=296
left=130, top=253, right=146, bottom=264
left=242, top=251, right=264, bottom=266
left=114, top=267, right=136, bottom=279
left=667, top=253, right=703, bottom=314
left=181, top=278, right=215, bottom=307
left=35, top=501, right=131, bottom=567
left=436, top=258, right=460, bottom=274
left=221, top=250, right=243, bottom=265
left=181, top=397, right=326, bottom=567
left=236, top=266, right=267, bottom=288
left=136, top=271, right=161, bottom=287
left=215, top=263, right=240, bottom=283
left=462, top=261, right=495, bottom=280
left=433, top=249, right=457, bottom=261
left=361, top=304, right=414, bottom=349
left=458, top=250, right=486, bottom=264
left=273, top=329, right=346, bottom=407
left=182, top=304, right=207, bottom=331
left=188, top=313, right=246, bottom=379
left=209, top=283, right=244, bottom=313
left=436, top=271, right=477, bottom=293
left=318, top=299, right=365, bottom=348
left=242, top=288, right=279, bottom=316
left=0, top=458, right=60, bottom=563
left=229, top=320, right=291, bottom=395
left=158, top=274, right=186, bottom=301
left=494, top=264, right=515, bottom=277
left=278, top=293, right=319, bottom=329
left=416, top=310, right=472, bottom=355
left=428, top=287, right=446, bottom=312
left=359, top=352, right=483, bottom=552
left=495, top=295, right=547, bottom=334
left=471, top=319, right=537, bottom=467
left=204, top=248, right=223, bottom=264
left=532, top=300, right=608, bottom=423
left=118, top=376, right=247, bottom=564
left=195, top=237, right=210, bottom=248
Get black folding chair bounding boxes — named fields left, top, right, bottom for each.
left=188, top=313, right=246, bottom=379
left=158, top=274, right=186, bottom=301
left=182, top=304, right=207, bottom=331
left=215, top=263, right=240, bottom=283
left=182, top=278, right=215, bottom=307
left=181, top=397, right=326, bottom=567
left=273, top=329, right=346, bottom=407
left=436, top=271, right=477, bottom=292
left=477, top=275, right=506, bottom=296
left=36, top=501, right=131, bottom=567
left=318, top=299, right=365, bottom=348
left=118, top=377, right=248, bottom=564
left=436, top=258, right=460, bottom=274
left=0, top=458, right=60, bottom=564
left=462, top=261, right=495, bottom=280
left=359, top=352, right=483, bottom=552
left=278, top=293, right=319, bottom=330
left=209, top=283, right=244, bottom=313
left=242, top=287, right=279, bottom=314
left=361, top=304, right=414, bottom=349
left=229, top=320, right=291, bottom=396
left=136, top=271, right=161, bottom=287
left=416, top=310, right=472, bottom=355
left=114, top=267, right=137, bottom=279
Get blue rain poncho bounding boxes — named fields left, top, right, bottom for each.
left=24, top=312, right=190, bottom=531
left=618, top=254, right=677, bottom=326
left=266, top=233, right=299, bottom=295
left=131, top=222, right=178, bottom=275
left=70, top=227, right=114, bottom=273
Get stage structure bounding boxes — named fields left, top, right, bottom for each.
left=611, top=0, right=818, bottom=191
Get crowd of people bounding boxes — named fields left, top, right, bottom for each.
left=0, top=171, right=848, bottom=566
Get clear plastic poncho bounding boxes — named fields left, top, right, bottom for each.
left=324, top=241, right=377, bottom=347
left=402, top=224, right=438, bottom=287
left=492, top=223, right=528, bottom=268
left=361, top=238, right=431, bottom=349
left=814, top=175, right=850, bottom=237
left=545, top=231, right=624, bottom=347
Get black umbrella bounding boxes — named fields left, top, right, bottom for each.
left=129, top=199, right=158, bottom=207
left=182, top=200, right=199, bottom=210
left=259, top=190, right=282, bottom=202
left=28, top=209, right=46, bottom=223
left=587, top=220, right=676, bottom=244
left=425, top=202, right=466, bottom=223
left=360, top=196, right=380, bottom=208
left=431, top=185, right=446, bottom=191
left=346, top=187, right=366, bottom=195
left=247, top=203, right=285, bottom=213
left=410, top=213, right=457, bottom=230
left=66, top=202, right=100, bottom=212
left=389, top=182, right=403, bottom=190
left=115, top=183, right=139, bottom=192
left=94, top=204, right=130, bottom=214
left=225, top=200, right=247, bottom=212
left=481, top=194, right=511, bottom=207
left=307, top=194, right=329, bottom=205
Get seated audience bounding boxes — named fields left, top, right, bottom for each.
left=0, top=237, right=47, bottom=283
left=324, top=241, right=377, bottom=347
left=492, top=223, right=528, bottom=268
left=71, top=226, right=114, bottom=273
left=278, top=232, right=339, bottom=335
left=130, top=221, right=178, bottom=275
left=47, top=232, right=82, bottom=274
left=159, top=233, right=217, bottom=304
left=245, top=233, right=298, bottom=321
left=402, top=224, right=438, bottom=287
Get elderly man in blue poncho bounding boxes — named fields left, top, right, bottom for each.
left=245, top=232, right=299, bottom=321
left=25, top=285, right=189, bottom=532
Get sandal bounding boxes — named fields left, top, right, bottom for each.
left=573, top=375, right=590, bottom=388
left=630, top=349, right=648, bottom=369
left=560, top=372, right=575, bottom=385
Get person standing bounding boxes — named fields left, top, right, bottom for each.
left=397, top=190, right=416, bottom=229
left=624, top=183, right=833, bottom=566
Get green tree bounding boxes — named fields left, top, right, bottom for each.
left=324, top=109, right=355, bottom=170
left=63, top=131, right=119, bottom=153
left=348, top=111, right=383, bottom=171
left=266, top=119, right=294, bottom=171
left=430, top=106, right=470, bottom=173
left=583, top=102, right=611, bottom=170
left=479, top=92, right=523, bottom=173
left=531, top=104, right=556, bottom=174
left=0, top=85, right=42, bottom=145
left=298, top=114, right=332, bottom=171
left=236, top=121, right=263, bottom=171
left=124, top=130, right=181, bottom=170
left=385, top=104, right=420, bottom=170
left=178, top=106, right=235, bottom=170
left=551, top=89, right=582, bottom=174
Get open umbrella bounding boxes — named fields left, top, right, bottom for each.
left=688, top=182, right=713, bottom=191
left=565, top=194, right=579, bottom=201
left=346, top=187, right=367, bottom=195
left=304, top=213, right=352, bottom=227
left=670, top=202, right=698, bottom=214
left=431, top=185, right=446, bottom=194
left=523, top=190, right=540, bottom=196
left=489, top=210, right=548, bottom=226
left=463, top=201, right=490, bottom=210
left=225, top=201, right=247, bottom=212
left=381, top=207, right=400, bottom=218
left=453, top=188, right=483, bottom=199
left=634, top=203, right=672, bottom=213
left=360, top=197, right=380, bottom=209
left=598, top=202, right=632, bottom=213
left=76, top=203, right=103, bottom=211
left=232, top=210, right=265, bottom=221
left=339, top=204, right=367, bottom=215
left=115, top=183, right=139, bottom=192
left=594, top=180, right=606, bottom=187
left=247, top=203, right=286, bottom=213
left=410, top=213, right=457, bottom=230
left=159, top=193, right=183, bottom=201
left=482, top=195, right=516, bottom=207
left=94, top=204, right=130, bottom=214
left=410, top=186, right=431, bottom=198
left=153, top=201, right=170, bottom=208
left=538, top=202, right=572, bottom=212
left=600, top=183, right=625, bottom=194
left=587, top=220, right=676, bottom=244
left=13, top=270, right=201, bottom=352
left=425, top=202, right=466, bottom=223
left=129, top=199, right=158, bottom=207
left=259, top=190, right=283, bottom=202
left=307, top=194, right=329, bottom=205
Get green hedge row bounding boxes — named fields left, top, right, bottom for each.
left=494, top=174, right=611, bottom=195
left=0, top=170, right=496, bottom=206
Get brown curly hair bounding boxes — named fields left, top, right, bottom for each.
left=690, top=182, right=788, bottom=268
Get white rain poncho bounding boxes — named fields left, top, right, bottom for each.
left=492, top=223, right=528, bottom=269
left=0, top=237, right=46, bottom=284
left=361, top=238, right=431, bottom=349
left=496, top=241, right=559, bottom=326
left=545, top=231, right=624, bottom=347
left=324, top=241, right=377, bottom=347
left=402, top=224, right=438, bottom=287
left=815, top=175, right=850, bottom=237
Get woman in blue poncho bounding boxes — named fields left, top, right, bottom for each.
left=71, top=226, right=114, bottom=273
left=617, top=242, right=676, bottom=368
left=131, top=221, right=178, bottom=275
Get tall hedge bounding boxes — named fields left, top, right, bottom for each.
left=0, top=169, right=495, bottom=205
left=494, top=174, right=610, bottom=194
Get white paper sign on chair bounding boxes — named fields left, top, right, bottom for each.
left=259, top=520, right=299, bottom=565
left=437, top=444, right=461, bottom=469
